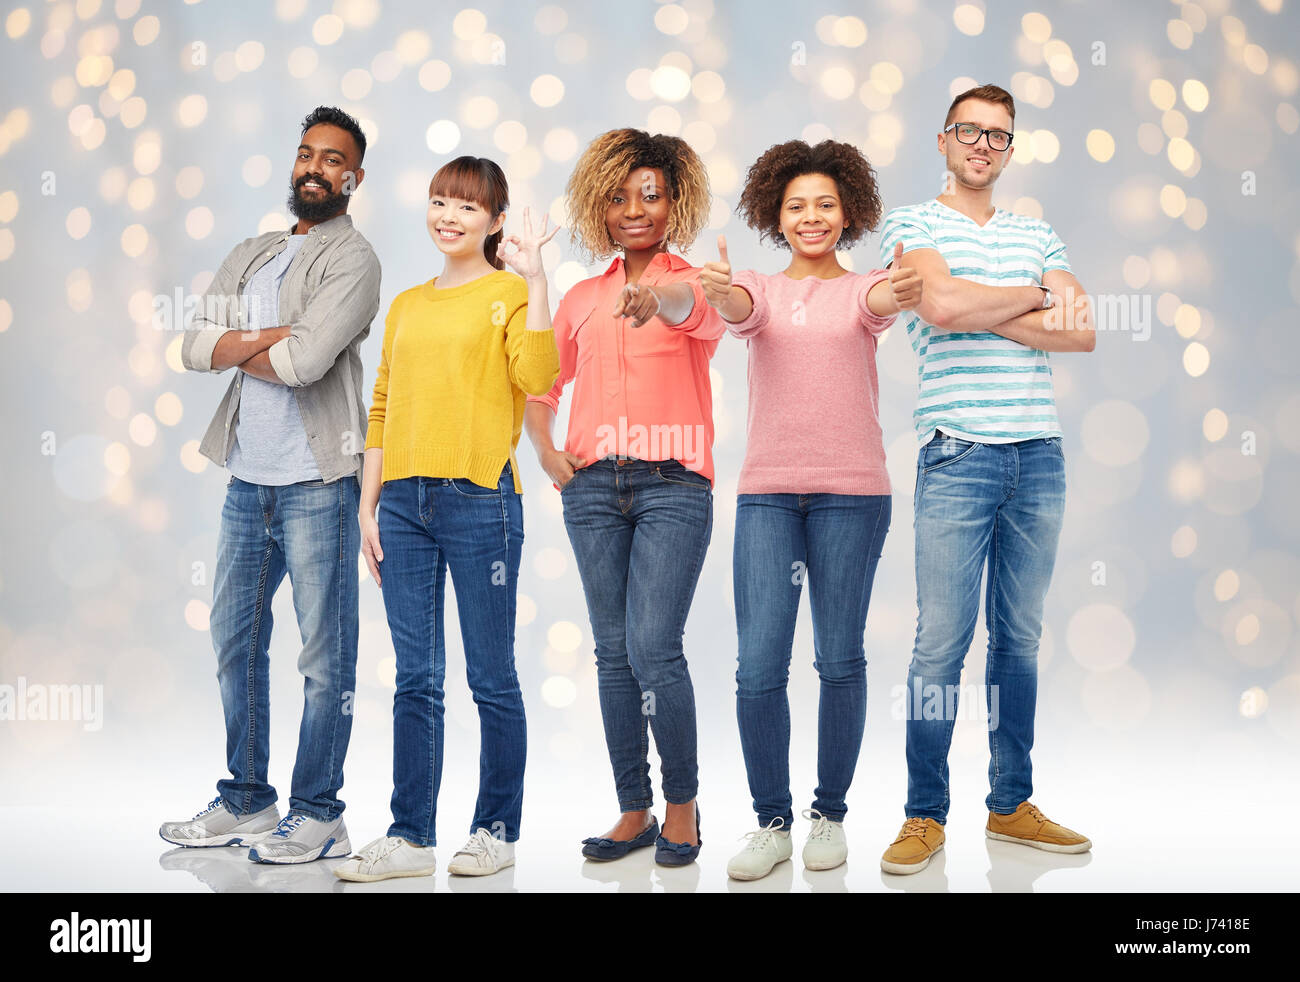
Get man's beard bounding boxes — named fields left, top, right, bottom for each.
left=287, top=175, right=347, bottom=222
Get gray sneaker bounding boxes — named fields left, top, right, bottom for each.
left=159, top=796, right=281, bottom=848
left=248, top=813, right=350, bottom=865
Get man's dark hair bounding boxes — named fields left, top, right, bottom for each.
left=300, top=105, right=367, bottom=164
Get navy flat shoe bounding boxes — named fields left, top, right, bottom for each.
left=654, top=803, right=701, bottom=867
left=581, top=816, right=660, bottom=862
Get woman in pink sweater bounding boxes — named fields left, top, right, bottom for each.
left=700, top=140, right=923, bottom=880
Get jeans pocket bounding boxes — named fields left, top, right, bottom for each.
left=653, top=460, right=710, bottom=490
left=1046, top=436, right=1065, bottom=460
left=922, top=435, right=981, bottom=473
left=450, top=477, right=499, bottom=498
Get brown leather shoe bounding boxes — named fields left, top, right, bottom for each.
left=880, top=817, right=945, bottom=875
left=986, top=801, right=1091, bottom=853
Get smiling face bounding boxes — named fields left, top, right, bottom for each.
left=779, top=172, right=847, bottom=258
left=288, top=122, right=362, bottom=221
left=940, top=98, right=1015, bottom=191
left=605, top=167, right=672, bottom=253
left=426, top=185, right=504, bottom=260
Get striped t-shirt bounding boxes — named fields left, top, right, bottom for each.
left=878, top=199, right=1071, bottom=444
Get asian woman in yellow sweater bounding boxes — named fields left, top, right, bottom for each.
left=334, top=157, right=559, bottom=883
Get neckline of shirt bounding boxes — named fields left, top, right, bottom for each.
left=422, top=268, right=513, bottom=300
left=603, top=250, right=685, bottom=279
left=929, top=197, right=1004, bottom=228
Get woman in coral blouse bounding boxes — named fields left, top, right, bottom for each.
left=524, top=128, right=723, bottom=867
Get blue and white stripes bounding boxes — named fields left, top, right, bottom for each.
left=879, top=200, right=1071, bottom=444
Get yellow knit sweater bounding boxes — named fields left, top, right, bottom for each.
left=365, top=270, right=560, bottom=492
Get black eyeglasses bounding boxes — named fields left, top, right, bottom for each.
left=944, top=122, right=1014, bottom=151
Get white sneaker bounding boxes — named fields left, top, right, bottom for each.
left=247, top=813, right=350, bottom=864
left=447, top=828, right=515, bottom=876
left=802, top=808, right=848, bottom=871
left=726, top=817, right=793, bottom=881
left=159, top=796, right=281, bottom=848
left=334, top=835, right=437, bottom=882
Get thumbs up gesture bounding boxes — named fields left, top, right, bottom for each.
left=701, top=234, right=733, bottom=310
left=888, top=240, right=923, bottom=311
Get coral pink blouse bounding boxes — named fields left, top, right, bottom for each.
left=528, top=251, right=725, bottom=486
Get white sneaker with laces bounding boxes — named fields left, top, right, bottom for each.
left=802, top=808, right=848, bottom=870
left=247, top=812, right=350, bottom=864
left=726, top=817, right=793, bottom=881
left=159, top=796, right=281, bottom=848
left=333, top=835, right=437, bottom=882
left=447, top=828, right=515, bottom=876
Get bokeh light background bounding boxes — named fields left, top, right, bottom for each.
left=2, top=0, right=1299, bottom=891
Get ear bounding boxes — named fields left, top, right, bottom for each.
left=489, top=210, right=507, bottom=235
left=352, top=166, right=365, bottom=190
left=937, top=131, right=946, bottom=154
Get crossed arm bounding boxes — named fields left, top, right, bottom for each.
left=210, top=326, right=292, bottom=381
left=182, top=247, right=381, bottom=383
left=896, top=247, right=1095, bottom=353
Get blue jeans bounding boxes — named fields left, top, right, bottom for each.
left=560, top=458, right=713, bottom=810
left=377, top=465, right=526, bottom=846
left=905, top=433, right=1066, bottom=822
left=734, top=493, right=891, bottom=829
left=211, top=474, right=361, bottom=821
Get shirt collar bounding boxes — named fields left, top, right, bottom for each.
left=602, top=250, right=686, bottom=279
left=291, top=213, right=354, bottom=237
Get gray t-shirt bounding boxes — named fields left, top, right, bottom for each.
left=226, top=234, right=322, bottom=485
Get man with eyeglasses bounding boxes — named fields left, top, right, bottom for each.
left=877, top=84, right=1096, bottom=875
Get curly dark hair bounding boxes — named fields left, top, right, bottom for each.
left=735, top=140, right=882, bottom=250
left=300, top=105, right=367, bottom=164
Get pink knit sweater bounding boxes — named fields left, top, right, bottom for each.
left=729, top=268, right=896, bottom=495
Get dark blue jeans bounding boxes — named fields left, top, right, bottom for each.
left=733, top=493, right=891, bottom=829
left=905, top=434, right=1066, bottom=823
left=560, top=458, right=713, bottom=811
left=377, top=465, right=526, bottom=846
left=211, top=474, right=361, bottom=821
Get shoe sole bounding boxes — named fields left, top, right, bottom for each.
left=448, top=857, right=515, bottom=877
left=249, top=836, right=351, bottom=865
left=803, top=854, right=847, bottom=872
left=159, top=829, right=274, bottom=849
left=985, top=829, right=1092, bottom=853
left=880, top=841, right=944, bottom=875
left=334, top=864, right=436, bottom=883
left=727, top=856, right=791, bottom=881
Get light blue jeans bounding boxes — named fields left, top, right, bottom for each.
left=211, top=474, right=361, bottom=821
left=904, top=434, right=1066, bottom=823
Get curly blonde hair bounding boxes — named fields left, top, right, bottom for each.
left=565, top=128, right=711, bottom=261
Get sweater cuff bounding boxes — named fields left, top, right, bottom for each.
left=364, top=420, right=384, bottom=450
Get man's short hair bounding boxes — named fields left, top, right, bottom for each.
left=300, top=105, right=367, bottom=164
left=944, top=84, right=1016, bottom=128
